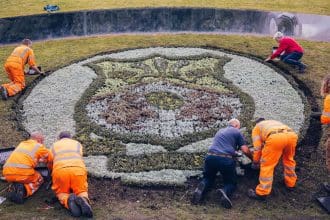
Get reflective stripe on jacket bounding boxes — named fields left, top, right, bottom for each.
left=3, top=139, right=48, bottom=176
left=5, top=45, right=36, bottom=68
left=51, top=138, right=86, bottom=171
left=321, top=94, right=330, bottom=124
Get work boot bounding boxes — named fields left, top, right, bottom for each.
left=0, top=86, right=8, bottom=100
left=247, top=189, right=266, bottom=201
left=217, top=188, right=232, bottom=209
left=68, top=194, right=82, bottom=217
left=298, top=63, right=307, bottom=73
left=285, top=186, right=295, bottom=192
left=192, top=182, right=206, bottom=205
left=7, top=183, right=26, bottom=204
left=323, top=182, right=330, bottom=193
left=76, top=196, right=93, bottom=218
left=282, top=181, right=295, bottom=192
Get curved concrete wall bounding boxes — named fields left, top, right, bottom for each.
left=0, top=8, right=329, bottom=44
left=0, top=8, right=270, bottom=44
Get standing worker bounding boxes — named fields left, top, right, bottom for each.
left=0, top=39, right=43, bottom=100
left=248, top=118, right=298, bottom=200
left=192, top=119, right=252, bottom=209
left=51, top=131, right=93, bottom=218
left=319, top=75, right=330, bottom=192
left=320, top=74, right=330, bottom=172
left=2, top=132, right=52, bottom=204
left=265, top=31, right=307, bottom=73
left=311, top=75, right=330, bottom=192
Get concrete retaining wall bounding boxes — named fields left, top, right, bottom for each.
left=0, top=8, right=271, bottom=44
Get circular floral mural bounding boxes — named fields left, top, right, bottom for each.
left=21, top=47, right=305, bottom=186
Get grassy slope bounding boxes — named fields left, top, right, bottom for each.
left=0, top=0, right=329, bottom=18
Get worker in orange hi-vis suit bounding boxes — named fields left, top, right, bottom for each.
left=247, top=118, right=298, bottom=200
left=319, top=75, right=330, bottom=192
left=51, top=131, right=93, bottom=218
left=321, top=75, right=330, bottom=126
left=0, top=39, right=43, bottom=100
left=2, top=132, right=53, bottom=204
left=310, top=75, right=330, bottom=192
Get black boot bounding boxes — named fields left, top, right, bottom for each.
left=247, top=189, right=266, bottom=201
left=298, top=63, right=307, bottom=73
left=7, top=183, right=26, bottom=204
left=68, top=194, right=82, bottom=217
left=0, top=86, right=8, bottom=100
left=192, top=182, right=206, bottom=205
left=323, top=182, right=330, bottom=193
left=76, top=196, right=93, bottom=218
left=217, top=188, right=232, bottom=209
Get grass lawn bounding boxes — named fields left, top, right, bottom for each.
left=0, top=0, right=329, bottom=18
left=0, top=34, right=329, bottom=146
left=0, top=1, right=329, bottom=219
left=0, top=34, right=330, bottom=146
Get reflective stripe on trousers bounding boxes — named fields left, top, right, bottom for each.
left=256, top=131, right=298, bottom=195
left=322, top=111, right=330, bottom=117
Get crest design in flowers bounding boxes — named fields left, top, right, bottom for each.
left=82, top=54, right=254, bottom=175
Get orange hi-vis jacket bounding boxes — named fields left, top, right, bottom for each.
left=51, top=138, right=86, bottom=172
left=321, top=94, right=330, bottom=124
left=2, top=45, right=37, bottom=97
left=252, top=120, right=292, bottom=163
left=6, top=45, right=36, bottom=69
left=3, top=139, right=52, bottom=176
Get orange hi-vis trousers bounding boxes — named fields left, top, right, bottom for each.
left=326, top=131, right=330, bottom=172
left=2, top=62, right=25, bottom=96
left=256, top=131, right=298, bottom=196
left=52, top=167, right=88, bottom=209
left=4, top=170, right=44, bottom=197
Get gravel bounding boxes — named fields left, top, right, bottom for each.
left=22, top=47, right=305, bottom=186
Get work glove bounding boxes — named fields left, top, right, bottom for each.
left=251, top=162, right=260, bottom=170
left=234, top=151, right=243, bottom=157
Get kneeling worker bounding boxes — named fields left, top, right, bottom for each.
left=0, top=39, right=44, bottom=100
left=51, top=131, right=93, bottom=218
left=2, top=132, right=52, bottom=203
left=192, top=119, right=252, bottom=208
left=248, top=118, right=298, bottom=200
left=265, top=32, right=306, bottom=73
